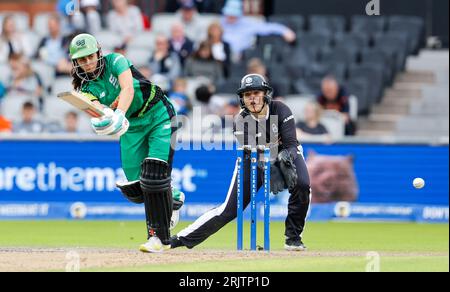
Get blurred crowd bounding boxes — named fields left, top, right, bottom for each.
left=0, top=0, right=356, bottom=138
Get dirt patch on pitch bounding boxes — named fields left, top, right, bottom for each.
left=0, top=248, right=447, bottom=272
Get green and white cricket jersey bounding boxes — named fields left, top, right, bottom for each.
left=80, top=53, right=178, bottom=183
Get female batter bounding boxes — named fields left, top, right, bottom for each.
left=69, top=33, right=183, bottom=253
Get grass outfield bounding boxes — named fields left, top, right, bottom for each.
left=0, top=221, right=448, bottom=272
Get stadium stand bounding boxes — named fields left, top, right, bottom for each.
left=1, top=1, right=446, bottom=140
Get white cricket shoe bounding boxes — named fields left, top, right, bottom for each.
left=139, top=236, right=170, bottom=253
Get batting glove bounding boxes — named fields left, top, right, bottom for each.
left=91, top=108, right=129, bottom=138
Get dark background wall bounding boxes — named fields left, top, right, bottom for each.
left=267, top=0, right=449, bottom=47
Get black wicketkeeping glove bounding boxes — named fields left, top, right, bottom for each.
left=270, top=163, right=287, bottom=195
left=278, top=149, right=298, bottom=191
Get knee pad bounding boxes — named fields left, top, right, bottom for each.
left=116, top=180, right=144, bottom=204
left=140, top=158, right=171, bottom=194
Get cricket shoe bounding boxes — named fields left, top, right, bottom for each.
left=170, top=190, right=185, bottom=230
left=139, top=236, right=171, bottom=253
left=284, top=238, right=307, bottom=251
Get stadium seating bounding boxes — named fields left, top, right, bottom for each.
left=321, top=110, right=346, bottom=140
left=32, top=13, right=54, bottom=36
left=388, top=16, right=425, bottom=54
left=283, top=95, right=314, bottom=120
left=51, top=77, right=73, bottom=98
left=283, top=95, right=346, bottom=140
left=333, top=32, right=370, bottom=50
left=228, top=63, right=247, bottom=80
left=361, top=48, right=395, bottom=86
left=293, top=76, right=322, bottom=95
left=43, top=97, right=79, bottom=121
left=0, top=63, right=11, bottom=85
left=216, top=78, right=240, bottom=94
left=126, top=48, right=152, bottom=68
left=268, top=15, right=305, bottom=33
left=305, top=62, right=347, bottom=83
left=31, top=61, right=56, bottom=95
left=345, top=77, right=371, bottom=115
left=94, top=30, right=123, bottom=51
left=320, top=47, right=358, bottom=65
left=0, top=8, right=435, bottom=138
left=297, top=31, right=332, bottom=53
left=351, top=15, right=386, bottom=36
left=374, top=32, right=409, bottom=72
left=0, top=94, right=37, bottom=121
left=150, top=13, right=178, bottom=36
left=349, top=63, right=385, bottom=105
left=128, top=31, right=156, bottom=51
left=309, top=15, right=346, bottom=34
left=24, top=31, right=41, bottom=58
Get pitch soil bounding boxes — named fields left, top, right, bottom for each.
left=0, top=248, right=447, bottom=272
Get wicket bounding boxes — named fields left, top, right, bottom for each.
left=237, top=145, right=271, bottom=251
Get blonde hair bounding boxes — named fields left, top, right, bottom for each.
left=1, top=14, right=15, bottom=39
left=207, top=22, right=224, bottom=41
left=305, top=101, right=323, bottom=118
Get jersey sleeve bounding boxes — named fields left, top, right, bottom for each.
left=80, top=83, right=102, bottom=103
left=109, top=53, right=132, bottom=76
left=277, top=102, right=300, bottom=159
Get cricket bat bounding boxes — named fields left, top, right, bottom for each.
left=57, top=91, right=106, bottom=118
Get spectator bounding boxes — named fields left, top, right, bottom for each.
left=0, top=81, right=6, bottom=99
left=222, top=99, right=241, bottom=130
left=220, top=0, right=296, bottom=61
left=296, top=101, right=331, bottom=140
left=185, top=41, right=224, bottom=84
left=56, top=0, right=75, bottom=33
left=0, top=114, right=12, bottom=133
left=207, top=22, right=231, bottom=78
left=246, top=58, right=284, bottom=99
left=8, top=54, right=44, bottom=109
left=63, top=111, right=80, bottom=134
left=71, top=0, right=102, bottom=34
left=108, top=0, right=144, bottom=43
left=43, top=110, right=82, bottom=134
left=175, top=0, right=205, bottom=43
left=169, top=78, right=192, bottom=116
left=169, top=22, right=194, bottom=67
left=13, top=102, right=44, bottom=134
left=166, top=0, right=225, bottom=13
left=0, top=15, right=32, bottom=63
left=318, top=76, right=357, bottom=136
left=195, top=84, right=227, bottom=116
left=35, top=13, right=72, bottom=76
left=114, top=43, right=128, bottom=56
left=148, top=34, right=182, bottom=83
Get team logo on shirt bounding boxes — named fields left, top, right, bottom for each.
left=283, top=115, right=294, bottom=123
left=272, top=124, right=278, bottom=133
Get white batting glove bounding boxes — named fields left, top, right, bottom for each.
left=91, top=108, right=129, bottom=138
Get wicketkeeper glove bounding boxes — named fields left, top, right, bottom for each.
left=270, top=163, right=287, bottom=195
left=278, top=149, right=298, bottom=191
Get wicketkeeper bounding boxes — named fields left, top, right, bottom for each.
left=171, top=74, right=311, bottom=251
left=69, top=33, right=184, bottom=253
